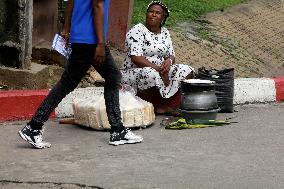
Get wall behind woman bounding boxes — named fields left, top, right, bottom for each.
left=107, top=0, right=134, bottom=50
left=33, top=0, right=58, bottom=47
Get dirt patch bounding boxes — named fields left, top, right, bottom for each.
left=170, top=0, right=284, bottom=78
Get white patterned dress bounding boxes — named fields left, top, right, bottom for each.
left=121, top=23, right=194, bottom=98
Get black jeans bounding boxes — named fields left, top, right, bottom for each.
left=29, top=44, right=124, bottom=133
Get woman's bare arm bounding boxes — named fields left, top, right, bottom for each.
left=131, top=56, right=161, bottom=72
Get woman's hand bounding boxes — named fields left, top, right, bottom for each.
left=159, top=58, right=172, bottom=87
left=94, top=43, right=105, bottom=66
left=160, top=58, right=171, bottom=75
left=160, top=71, right=170, bottom=87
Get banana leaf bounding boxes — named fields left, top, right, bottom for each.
left=165, top=118, right=231, bottom=130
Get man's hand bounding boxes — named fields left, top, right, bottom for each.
left=94, top=44, right=105, bottom=66
left=61, top=30, right=69, bottom=43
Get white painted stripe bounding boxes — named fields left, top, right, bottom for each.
left=234, top=78, right=276, bottom=104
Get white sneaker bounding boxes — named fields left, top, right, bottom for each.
left=18, top=125, right=51, bottom=149
left=109, top=128, right=143, bottom=146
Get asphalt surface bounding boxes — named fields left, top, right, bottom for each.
left=0, top=103, right=283, bottom=189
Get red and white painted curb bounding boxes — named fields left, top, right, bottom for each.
left=0, top=77, right=283, bottom=122
left=234, top=77, right=284, bottom=104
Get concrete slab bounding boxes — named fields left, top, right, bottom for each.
left=0, top=63, right=50, bottom=89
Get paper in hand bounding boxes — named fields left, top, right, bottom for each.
left=51, top=33, right=72, bottom=59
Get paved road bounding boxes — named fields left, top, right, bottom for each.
left=0, top=103, right=283, bottom=189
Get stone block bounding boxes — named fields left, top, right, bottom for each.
left=0, top=0, right=32, bottom=69
left=0, top=62, right=50, bottom=89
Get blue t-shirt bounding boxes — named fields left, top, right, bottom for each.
left=69, top=0, right=110, bottom=44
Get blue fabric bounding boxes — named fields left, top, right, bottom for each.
left=70, top=0, right=110, bottom=44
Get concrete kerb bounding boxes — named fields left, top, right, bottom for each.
left=234, top=78, right=277, bottom=104
left=0, top=77, right=283, bottom=121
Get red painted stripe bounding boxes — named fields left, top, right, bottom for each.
left=273, top=77, right=284, bottom=102
left=0, top=89, right=55, bottom=122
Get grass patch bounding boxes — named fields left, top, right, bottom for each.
left=197, top=27, right=210, bottom=40
left=132, top=0, right=247, bottom=27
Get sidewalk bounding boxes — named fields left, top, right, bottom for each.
left=0, top=77, right=284, bottom=122
left=0, top=103, right=283, bottom=188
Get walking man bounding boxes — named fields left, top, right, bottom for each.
left=18, top=0, right=143, bottom=148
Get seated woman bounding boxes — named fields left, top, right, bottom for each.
left=121, top=1, right=194, bottom=115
